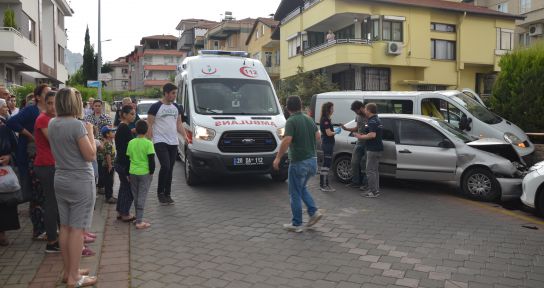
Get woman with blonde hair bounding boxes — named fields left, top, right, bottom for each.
left=48, top=87, right=97, bottom=287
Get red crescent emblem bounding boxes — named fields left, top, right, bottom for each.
left=202, top=66, right=218, bottom=75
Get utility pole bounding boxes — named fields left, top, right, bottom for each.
left=97, top=0, right=102, bottom=101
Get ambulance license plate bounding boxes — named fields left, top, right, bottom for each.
left=233, top=157, right=264, bottom=166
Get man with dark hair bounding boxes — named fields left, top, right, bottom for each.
left=147, top=83, right=187, bottom=205
left=8, top=95, right=19, bottom=116
left=84, top=99, right=113, bottom=137
left=353, top=103, right=383, bottom=198
left=341, top=100, right=368, bottom=190
left=273, top=96, right=323, bottom=233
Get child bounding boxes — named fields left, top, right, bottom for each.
left=126, top=120, right=155, bottom=229
left=101, top=126, right=117, bottom=204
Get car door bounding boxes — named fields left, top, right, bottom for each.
left=379, top=118, right=397, bottom=177
left=395, top=119, right=457, bottom=181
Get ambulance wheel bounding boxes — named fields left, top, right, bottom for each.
left=184, top=157, right=200, bottom=186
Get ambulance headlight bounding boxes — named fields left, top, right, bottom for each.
left=194, top=125, right=216, bottom=141
left=276, top=127, right=285, bottom=138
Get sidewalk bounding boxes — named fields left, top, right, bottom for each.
left=0, top=190, right=130, bottom=288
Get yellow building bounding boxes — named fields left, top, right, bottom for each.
left=205, top=17, right=256, bottom=52
left=245, top=18, right=281, bottom=85
left=274, top=0, right=523, bottom=95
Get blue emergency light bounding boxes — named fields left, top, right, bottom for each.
left=199, top=50, right=248, bottom=58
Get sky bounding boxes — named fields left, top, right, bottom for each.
left=65, top=0, right=283, bottom=62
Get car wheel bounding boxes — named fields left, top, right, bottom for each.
left=333, top=154, right=352, bottom=184
left=184, top=156, right=199, bottom=186
left=462, top=167, right=500, bottom=201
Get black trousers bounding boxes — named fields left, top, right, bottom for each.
left=97, top=159, right=105, bottom=188
left=33, top=166, right=58, bottom=242
left=154, top=143, right=177, bottom=197
left=103, top=167, right=115, bottom=200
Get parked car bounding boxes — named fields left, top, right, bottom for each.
left=521, top=161, right=544, bottom=216
left=137, top=99, right=157, bottom=121
left=320, top=114, right=526, bottom=202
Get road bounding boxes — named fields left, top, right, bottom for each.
left=128, top=162, right=544, bottom=288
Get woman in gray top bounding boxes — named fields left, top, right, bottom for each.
left=48, top=88, right=97, bottom=287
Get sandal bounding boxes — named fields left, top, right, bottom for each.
left=83, top=235, right=95, bottom=244
left=84, top=232, right=97, bottom=239
left=62, top=269, right=90, bottom=283
left=135, top=222, right=151, bottom=229
left=67, top=275, right=97, bottom=287
left=81, top=246, right=95, bottom=257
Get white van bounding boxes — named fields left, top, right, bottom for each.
left=310, top=91, right=535, bottom=160
left=175, top=50, right=288, bottom=185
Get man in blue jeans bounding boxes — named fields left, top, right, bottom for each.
left=341, top=101, right=368, bottom=190
left=273, top=96, right=323, bottom=233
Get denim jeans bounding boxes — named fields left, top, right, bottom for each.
left=351, top=143, right=367, bottom=186
left=288, top=157, right=318, bottom=227
left=366, top=151, right=382, bottom=194
left=115, top=163, right=133, bottom=216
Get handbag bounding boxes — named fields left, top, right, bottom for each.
left=0, top=165, right=23, bottom=204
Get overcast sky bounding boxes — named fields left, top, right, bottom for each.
left=65, top=0, right=282, bottom=62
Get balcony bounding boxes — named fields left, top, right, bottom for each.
left=177, top=31, right=195, bottom=50
left=303, top=38, right=371, bottom=56
left=0, top=27, right=39, bottom=69
left=265, top=66, right=280, bottom=76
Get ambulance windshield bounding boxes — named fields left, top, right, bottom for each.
left=192, top=78, right=280, bottom=115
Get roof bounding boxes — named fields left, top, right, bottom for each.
left=176, top=18, right=218, bottom=30
left=144, top=80, right=170, bottom=87
left=208, top=17, right=257, bottom=31
left=140, top=35, right=177, bottom=44
left=274, top=0, right=524, bottom=21
left=245, top=18, right=280, bottom=45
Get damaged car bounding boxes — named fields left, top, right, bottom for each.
left=323, top=114, right=526, bottom=201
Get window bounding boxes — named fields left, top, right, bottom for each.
left=421, top=98, right=465, bottom=128
left=519, top=33, right=530, bottom=46
left=497, top=3, right=508, bottom=13
left=365, top=99, right=413, bottom=114
left=381, top=118, right=396, bottom=142
left=497, top=28, right=513, bottom=51
left=372, top=19, right=380, bottom=40
left=275, top=50, right=280, bottom=65
left=122, top=68, right=128, bottom=74
left=164, top=56, right=174, bottom=64
left=520, top=0, right=531, bottom=13
left=28, top=17, right=36, bottom=43
left=362, top=67, right=390, bottom=91
left=336, top=24, right=355, bottom=39
left=398, top=120, right=445, bottom=147
left=383, top=20, right=403, bottom=41
left=431, top=39, right=456, bottom=60
left=58, top=45, right=65, bottom=65
left=287, top=35, right=302, bottom=57
left=256, top=26, right=261, bottom=39
left=5, top=67, right=13, bottom=83
left=57, top=8, right=64, bottom=29
left=265, top=52, right=272, bottom=67
left=213, top=41, right=219, bottom=50
left=430, top=23, right=455, bottom=32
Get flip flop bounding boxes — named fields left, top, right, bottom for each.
left=84, top=232, right=97, bottom=239
left=135, top=222, right=151, bottom=229
left=67, top=275, right=97, bottom=287
left=62, top=269, right=90, bottom=283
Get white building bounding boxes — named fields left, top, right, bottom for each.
left=104, top=57, right=129, bottom=92
left=0, top=0, right=72, bottom=89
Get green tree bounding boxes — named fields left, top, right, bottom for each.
left=67, top=68, right=85, bottom=86
left=490, top=42, right=544, bottom=132
left=101, top=63, right=113, bottom=73
left=3, top=7, right=17, bottom=30
left=277, top=66, right=338, bottom=105
left=82, top=27, right=97, bottom=85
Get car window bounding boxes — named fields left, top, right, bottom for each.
left=398, top=119, right=445, bottom=147
left=380, top=118, right=396, bottom=142
left=366, top=99, right=413, bottom=114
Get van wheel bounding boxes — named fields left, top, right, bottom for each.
left=184, top=157, right=199, bottom=186
left=333, top=155, right=352, bottom=184
left=461, top=167, right=500, bottom=201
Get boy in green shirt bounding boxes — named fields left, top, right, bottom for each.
left=127, top=120, right=156, bottom=229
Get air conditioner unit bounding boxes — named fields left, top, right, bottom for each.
left=529, top=23, right=543, bottom=36
left=386, top=42, right=402, bottom=55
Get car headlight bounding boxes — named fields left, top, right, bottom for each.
left=194, top=125, right=216, bottom=141
left=503, top=132, right=525, bottom=148
left=277, top=127, right=285, bottom=138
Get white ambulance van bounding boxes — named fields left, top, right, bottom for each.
left=175, top=50, right=288, bottom=185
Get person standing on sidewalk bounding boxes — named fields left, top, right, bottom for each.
left=84, top=99, right=112, bottom=194
left=341, top=100, right=368, bottom=191
left=273, top=96, right=323, bottom=233
left=147, top=83, right=187, bottom=205
left=319, top=102, right=338, bottom=192
left=115, top=105, right=136, bottom=222
left=127, top=120, right=156, bottom=229
left=33, top=91, right=61, bottom=253
left=101, top=126, right=117, bottom=204
left=353, top=103, right=383, bottom=198
left=48, top=87, right=97, bottom=287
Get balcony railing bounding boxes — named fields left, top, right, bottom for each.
left=0, top=27, right=23, bottom=37
left=281, top=0, right=322, bottom=25
left=265, top=66, right=280, bottom=75
left=303, top=38, right=372, bottom=56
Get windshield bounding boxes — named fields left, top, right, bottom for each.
left=451, top=93, right=502, bottom=125
left=192, top=78, right=279, bottom=115
left=137, top=103, right=154, bottom=115
left=435, top=120, right=477, bottom=143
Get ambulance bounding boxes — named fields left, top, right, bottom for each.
left=175, top=50, right=288, bottom=185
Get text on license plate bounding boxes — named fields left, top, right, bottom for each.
left=233, top=157, right=264, bottom=166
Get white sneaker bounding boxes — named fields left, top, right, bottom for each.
left=283, top=224, right=303, bottom=233
left=307, top=211, right=323, bottom=227
left=362, top=192, right=379, bottom=198
left=320, top=185, right=336, bottom=192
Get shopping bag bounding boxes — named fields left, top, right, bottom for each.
left=0, top=166, right=23, bottom=204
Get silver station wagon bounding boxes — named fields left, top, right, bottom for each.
left=322, top=114, right=526, bottom=201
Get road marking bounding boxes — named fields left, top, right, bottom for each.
left=454, top=197, right=544, bottom=227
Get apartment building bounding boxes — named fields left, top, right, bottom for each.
left=176, top=18, right=218, bottom=57
left=204, top=15, right=256, bottom=51
left=0, top=0, right=72, bottom=89
left=245, top=18, right=281, bottom=85
left=274, top=0, right=522, bottom=96
left=127, top=35, right=184, bottom=91
left=104, top=57, right=129, bottom=92
left=465, top=0, right=543, bottom=47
